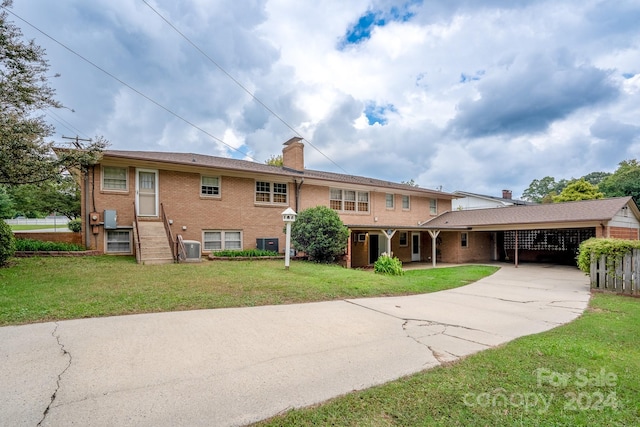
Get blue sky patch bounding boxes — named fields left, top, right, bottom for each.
left=622, top=72, right=636, bottom=79
left=339, top=1, right=420, bottom=49
left=364, top=102, right=397, bottom=125
left=460, top=70, right=486, bottom=83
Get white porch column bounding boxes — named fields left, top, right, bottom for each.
left=381, top=229, right=397, bottom=256
left=427, top=229, right=441, bottom=268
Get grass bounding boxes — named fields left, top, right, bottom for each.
left=10, top=224, right=62, bottom=231
left=254, top=293, right=640, bottom=426
left=0, top=256, right=498, bottom=325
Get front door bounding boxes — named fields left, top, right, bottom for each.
left=411, top=232, right=421, bottom=261
left=369, top=234, right=379, bottom=264
left=136, top=169, right=158, bottom=216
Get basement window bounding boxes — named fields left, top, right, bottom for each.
left=106, top=230, right=131, bottom=253
left=203, top=230, right=242, bottom=251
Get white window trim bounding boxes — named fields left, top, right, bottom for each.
left=402, top=195, right=410, bottom=210
left=255, top=181, right=288, bottom=205
left=461, top=232, right=469, bottom=248
left=430, top=199, right=437, bottom=215
left=329, top=188, right=370, bottom=213
left=101, top=166, right=129, bottom=192
left=385, top=193, right=395, bottom=209
left=399, top=231, right=408, bottom=247
left=200, top=175, right=221, bottom=198
left=203, top=230, right=243, bottom=252
left=105, top=229, right=132, bottom=254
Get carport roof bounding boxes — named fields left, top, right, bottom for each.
left=421, top=197, right=639, bottom=230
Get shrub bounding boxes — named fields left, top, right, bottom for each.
left=290, top=206, right=349, bottom=263
left=67, top=218, right=82, bottom=232
left=374, top=254, right=404, bottom=276
left=212, top=249, right=278, bottom=257
left=576, top=238, right=640, bottom=273
left=14, top=239, right=85, bottom=252
left=0, top=219, right=15, bottom=265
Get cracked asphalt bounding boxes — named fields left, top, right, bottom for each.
left=0, top=263, right=590, bottom=427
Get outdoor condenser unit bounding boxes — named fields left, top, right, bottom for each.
left=256, top=238, right=279, bottom=253
left=182, top=240, right=202, bottom=262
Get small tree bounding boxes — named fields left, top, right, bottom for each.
left=552, top=179, right=604, bottom=202
left=290, top=206, right=349, bottom=263
left=265, top=154, right=283, bottom=166
left=0, top=218, right=15, bottom=265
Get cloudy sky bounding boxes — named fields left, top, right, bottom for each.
left=7, top=0, right=640, bottom=197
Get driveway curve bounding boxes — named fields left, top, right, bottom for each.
left=0, top=263, right=590, bottom=427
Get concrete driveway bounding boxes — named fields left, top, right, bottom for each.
left=0, top=263, right=590, bottom=426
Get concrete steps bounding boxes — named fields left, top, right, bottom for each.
left=135, top=221, right=174, bottom=265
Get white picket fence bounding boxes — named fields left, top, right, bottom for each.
left=590, top=250, right=640, bottom=296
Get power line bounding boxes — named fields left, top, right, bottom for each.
left=141, top=0, right=349, bottom=174
left=3, top=7, right=259, bottom=163
left=45, top=108, right=91, bottom=140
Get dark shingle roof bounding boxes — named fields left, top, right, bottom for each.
left=422, top=197, right=636, bottom=228
left=102, top=150, right=453, bottom=198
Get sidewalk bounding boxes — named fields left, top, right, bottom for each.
left=0, top=263, right=590, bottom=427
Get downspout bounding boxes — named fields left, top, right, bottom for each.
left=294, top=178, right=304, bottom=212
left=84, top=167, right=91, bottom=248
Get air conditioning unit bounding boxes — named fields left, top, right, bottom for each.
left=182, top=240, right=202, bottom=262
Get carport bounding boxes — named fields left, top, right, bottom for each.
left=420, top=197, right=640, bottom=267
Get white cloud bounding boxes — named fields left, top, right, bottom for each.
left=8, top=0, right=640, bottom=197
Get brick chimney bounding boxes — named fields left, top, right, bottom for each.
left=282, top=137, right=304, bottom=172
left=502, top=189, right=512, bottom=199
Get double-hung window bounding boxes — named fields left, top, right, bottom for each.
left=330, top=188, right=369, bottom=213
left=255, top=181, right=288, bottom=204
left=430, top=199, right=437, bottom=215
left=402, top=195, right=410, bottom=210
left=203, top=231, right=242, bottom=251
left=102, top=166, right=128, bottom=191
left=201, top=176, right=220, bottom=196
left=386, top=193, right=394, bottom=209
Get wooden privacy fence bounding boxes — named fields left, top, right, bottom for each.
left=590, top=249, right=640, bottom=296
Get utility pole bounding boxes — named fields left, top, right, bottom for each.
left=62, top=135, right=94, bottom=249
left=62, top=135, right=92, bottom=149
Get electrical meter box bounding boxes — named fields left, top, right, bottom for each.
left=104, top=210, right=117, bottom=229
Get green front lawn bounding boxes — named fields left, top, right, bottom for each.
left=0, top=256, right=497, bottom=325
left=256, top=293, right=640, bottom=426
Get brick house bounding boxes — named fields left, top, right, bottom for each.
left=80, top=137, right=454, bottom=266
left=421, top=197, right=640, bottom=266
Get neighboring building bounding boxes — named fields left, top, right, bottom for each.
left=79, top=137, right=454, bottom=266
left=420, top=197, right=640, bottom=265
left=451, top=190, right=535, bottom=210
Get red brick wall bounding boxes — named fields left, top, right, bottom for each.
left=608, top=226, right=639, bottom=240
left=84, top=163, right=452, bottom=261
left=439, top=231, right=493, bottom=264
left=14, top=232, right=83, bottom=245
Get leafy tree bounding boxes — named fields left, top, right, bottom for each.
left=7, top=176, right=80, bottom=218
left=522, top=176, right=568, bottom=203
left=0, top=1, right=106, bottom=185
left=401, top=179, right=419, bottom=187
left=290, top=206, right=349, bottom=263
left=0, top=218, right=15, bottom=265
left=552, top=179, right=604, bottom=202
left=581, top=171, right=611, bottom=186
left=265, top=154, right=283, bottom=166
left=0, top=185, right=14, bottom=218
left=599, top=159, right=640, bottom=205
